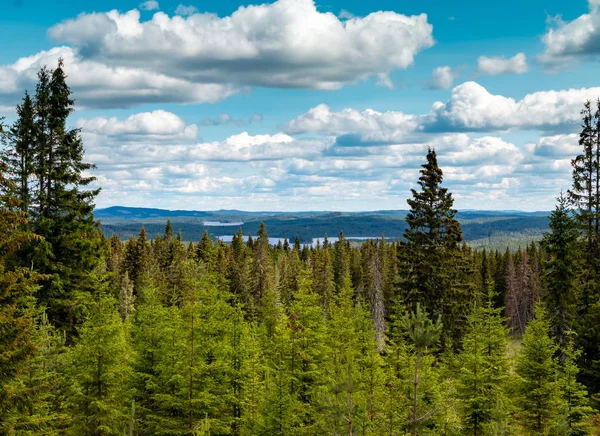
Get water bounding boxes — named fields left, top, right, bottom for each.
left=216, top=235, right=379, bottom=247
left=203, top=221, right=244, bottom=226
left=216, top=235, right=288, bottom=245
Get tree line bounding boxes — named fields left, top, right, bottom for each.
left=1, top=61, right=600, bottom=435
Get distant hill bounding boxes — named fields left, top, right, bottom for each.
left=96, top=206, right=550, bottom=251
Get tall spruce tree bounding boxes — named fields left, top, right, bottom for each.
left=400, top=147, right=468, bottom=347
left=541, top=193, right=579, bottom=349
left=569, top=99, right=600, bottom=397
left=3, top=60, right=103, bottom=334
left=1, top=92, right=36, bottom=213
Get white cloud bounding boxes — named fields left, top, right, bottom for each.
left=83, top=107, right=585, bottom=211
left=139, top=1, right=159, bottom=11
left=539, top=1, right=600, bottom=66
left=426, top=66, right=458, bottom=89
left=286, top=82, right=600, bottom=137
left=284, top=103, right=419, bottom=144
left=442, top=136, right=523, bottom=167
left=77, top=110, right=198, bottom=142
left=477, top=52, right=528, bottom=75
left=174, top=4, right=198, bottom=16
left=0, top=46, right=239, bottom=109
left=339, top=10, right=355, bottom=20
left=528, top=133, right=580, bottom=158
left=48, top=0, right=434, bottom=90
left=424, top=81, right=600, bottom=132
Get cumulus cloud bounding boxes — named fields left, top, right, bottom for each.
left=77, top=110, right=199, bottom=143
left=139, top=1, right=159, bottom=11
left=528, top=133, right=580, bottom=158
left=426, top=66, right=459, bottom=89
left=286, top=82, right=600, bottom=139
left=424, top=81, right=600, bottom=132
left=0, top=47, right=239, bottom=109
left=47, top=0, right=434, bottom=90
left=477, top=52, right=529, bottom=75
left=539, top=0, right=600, bottom=66
left=84, top=108, right=582, bottom=211
left=284, top=104, right=419, bottom=145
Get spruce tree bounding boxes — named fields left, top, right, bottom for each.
left=1, top=92, right=36, bottom=213
left=7, top=60, right=104, bottom=335
left=0, top=162, right=49, bottom=434
left=287, top=269, right=328, bottom=433
left=402, top=303, right=443, bottom=436
left=457, top=281, right=511, bottom=436
left=541, top=193, right=578, bottom=348
left=130, top=287, right=173, bottom=434
left=559, top=332, right=594, bottom=435
left=516, top=304, right=564, bottom=435
left=569, top=99, right=600, bottom=397
left=401, top=147, right=468, bottom=347
left=65, top=288, right=133, bottom=435
left=568, top=100, right=600, bottom=268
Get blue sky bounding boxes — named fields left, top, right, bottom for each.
left=2, top=0, right=600, bottom=211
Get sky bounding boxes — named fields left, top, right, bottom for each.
left=2, top=0, right=600, bottom=211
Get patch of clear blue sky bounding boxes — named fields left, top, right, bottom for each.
left=1, top=0, right=593, bottom=142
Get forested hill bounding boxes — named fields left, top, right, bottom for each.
left=98, top=206, right=550, bottom=249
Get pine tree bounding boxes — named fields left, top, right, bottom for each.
left=251, top=223, right=272, bottom=315
left=11, top=60, right=103, bottom=335
left=130, top=287, right=172, bottom=434
left=226, top=305, right=262, bottom=436
left=1, top=92, right=36, bottom=213
left=400, top=147, right=468, bottom=347
left=312, top=243, right=335, bottom=316
left=65, top=288, right=133, bottom=435
left=457, top=281, right=511, bottom=436
left=0, top=162, right=51, bottom=434
left=568, top=100, right=600, bottom=268
left=261, top=303, right=296, bottom=435
left=569, top=99, right=600, bottom=397
left=559, top=332, right=594, bottom=435
left=322, top=278, right=363, bottom=435
left=515, top=304, right=564, bottom=435
left=402, top=303, right=443, bottom=436
left=196, top=230, right=215, bottom=271
left=229, top=228, right=251, bottom=306
left=381, top=296, right=411, bottom=435
left=542, top=193, right=579, bottom=348
left=286, top=269, right=329, bottom=433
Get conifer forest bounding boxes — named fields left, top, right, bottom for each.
left=3, top=62, right=600, bottom=436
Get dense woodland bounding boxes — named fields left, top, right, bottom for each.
left=1, top=61, right=600, bottom=435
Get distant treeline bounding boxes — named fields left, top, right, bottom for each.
left=100, top=213, right=549, bottom=247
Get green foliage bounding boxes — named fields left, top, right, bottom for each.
left=457, top=282, right=511, bottom=436
left=400, top=148, right=472, bottom=348
left=65, top=291, right=133, bottom=435
left=542, top=193, right=579, bottom=348
left=560, top=333, right=594, bottom=435
left=402, top=303, right=443, bottom=435
left=515, top=304, right=564, bottom=435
